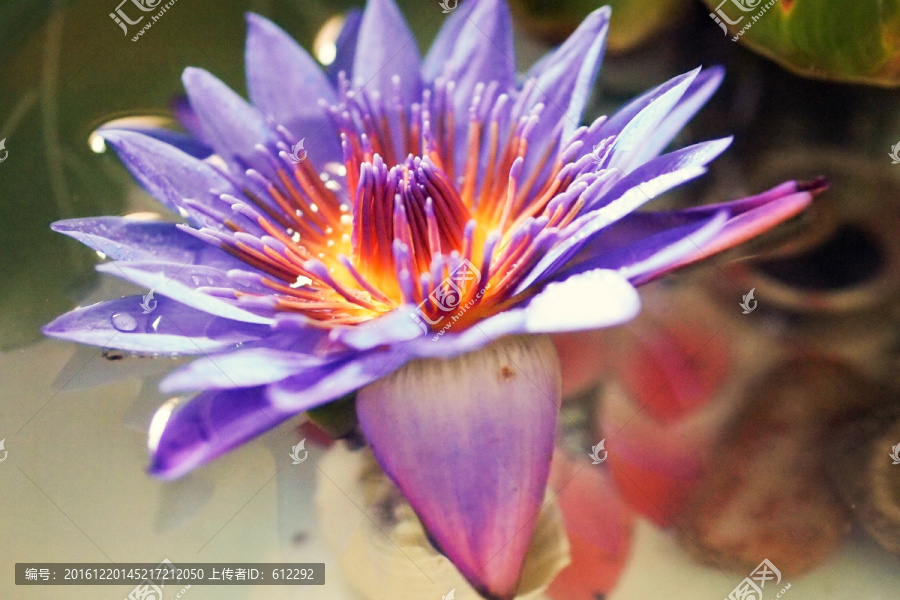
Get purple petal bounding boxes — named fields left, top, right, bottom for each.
left=51, top=217, right=245, bottom=270
left=582, top=137, right=732, bottom=213
left=352, top=0, right=421, bottom=104
left=662, top=183, right=818, bottom=273
left=626, top=66, right=725, bottom=166
left=605, top=69, right=699, bottom=173
left=356, top=335, right=561, bottom=600
left=43, top=296, right=269, bottom=354
left=521, top=7, right=610, bottom=140
left=516, top=161, right=712, bottom=293
left=149, top=386, right=295, bottom=479
left=437, top=0, right=517, bottom=112
left=96, top=261, right=274, bottom=324
left=267, top=347, right=408, bottom=410
left=327, top=305, right=424, bottom=350
left=402, top=270, right=639, bottom=357
left=595, top=67, right=700, bottom=142
left=182, top=67, right=276, bottom=163
left=100, top=130, right=237, bottom=228
left=421, top=0, right=480, bottom=81
left=98, top=121, right=212, bottom=159
left=562, top=210, right=730, bottom=284
left=328, top=9, right=363, bottom=83
left=160, top=347, right=329, bottom=393
left=245, top=14, right=341, bottom=163
left=561, top=181, right=819, bottom=286
left=171, top=95, right=211, bottom=147
left=519, top=268, right=640, bottom=332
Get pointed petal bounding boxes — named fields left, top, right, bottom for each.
left=625, top=66, right=725, bottom=166
left=97, top=121, right=212, bottom=159
left=522, top=7, right=610, bottom=139
left=328, top=305, right=424, bottom=350
left=516, top=162, right=710, bottom=293
left=521, top=269, right=641, bottom=333
left=596, top=67, right=701, bottom=142
left=582, top=137, right=733, bottom=213
left=563, top=180, right=819, bottom=286
left=439, top=0, right=516, bottom=108
left=245, top=14, right=341, bottom=163
left=663, top=183, right=817, bottom=273
left=422, top=0, right=479, bottom=81
left=268, top=347, right=409, bottom=410
left=160, top=347, right=329, bottom=392
left=100, top=130, right=237, bottom=228
left=182, top=67, right=276, bottom=163
left=149, top=386, right=295, bottom=479
left=96, top=261, right=274, bottom=324
left=562, top=210, right=730, bottom=285
left=605, top=68, right=699, bottom=173
left=357, top=335, right=561, bottom=600
left=328, top=9, right=363, bottom=83
left=51, top=217, right=244, bottom=270
left=352, top=0, right=421, bottom=103
left=42, top=296, right=268, bottom=354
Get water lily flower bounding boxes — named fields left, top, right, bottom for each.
left=43, top=0, right=824, bottom=597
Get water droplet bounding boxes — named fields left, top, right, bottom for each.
left=191, top=275, right=201, bottom=285
left=290, top=276, right=313, bottom=289
left=111, top=313, right=138, bottom=332
left=151, top=316, right=162, bottom=332
left=310, top=203, right=319, bottom=213
left=95, top=250, right=107, bottom=260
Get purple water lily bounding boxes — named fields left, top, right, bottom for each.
left=44, top=0, right=823, bottom=597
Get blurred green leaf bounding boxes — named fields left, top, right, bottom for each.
left=509, top=0, right=688, bottom=50
left=704, top=0, right=900, bottom=86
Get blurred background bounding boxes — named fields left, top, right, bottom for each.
left=1, top=0, right=899, bottom=598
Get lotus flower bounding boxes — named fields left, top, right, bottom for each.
left=43, top=0, right=824, bottom=597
